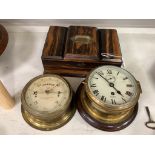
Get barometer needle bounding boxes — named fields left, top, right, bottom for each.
left=35, top=90, right=62, bottom=94
left=45, top=90, right=62, bottom=94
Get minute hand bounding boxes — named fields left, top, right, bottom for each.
left=96, top=72, right=124, bottom=97
left=96, top=72, right=110, bottom=84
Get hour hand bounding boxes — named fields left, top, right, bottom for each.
left=109, top=83, right=124, bottom=97
left=116, top=90, right=124, bottom=97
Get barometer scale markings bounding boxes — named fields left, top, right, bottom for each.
left=55, top=101, right=61, bottom=107
left=58, top=91, right=62, bottom=97
left=34, top=101, right=38, bottom=105
left=126, top=84, right=133, bottom=87
left=33, top=91, right=38, bottom=97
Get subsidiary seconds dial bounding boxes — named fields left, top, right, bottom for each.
left=87, top=65, right=138, bottom=107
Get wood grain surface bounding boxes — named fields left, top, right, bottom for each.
left=0, top=24, right=8, bottom=56
left=42, top=59, right=121, bottom=77
left=64, top=26, right=99, bottom=60
left=99, top=29, right=122, bottom=60
left=42, top=26, right=123, bottom=77
left=42, top=26, right=67, bottom=59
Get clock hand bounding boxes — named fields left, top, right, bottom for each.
left=111, top=86, right=124, bottom=97
left=109, top=83, right=124, bottom=97
left=96, top=72, right=110, bottom=84
left=107, top=77, right=113, bottom=80
left=96, top=72, right=124, bottom=97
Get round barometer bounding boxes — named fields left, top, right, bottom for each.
left=21, top=74, right=76, bottom=131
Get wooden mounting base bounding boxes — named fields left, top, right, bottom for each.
left=76, top=83, right=138, bottom=132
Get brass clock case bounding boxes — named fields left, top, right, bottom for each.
left=21, top=74, right=76, bottom=131
left=76, top=65, right=142, bottom=131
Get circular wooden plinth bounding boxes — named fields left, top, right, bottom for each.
left=76, top=83, right=138, bottom=132
left=0, top=24, right=8, bottom=56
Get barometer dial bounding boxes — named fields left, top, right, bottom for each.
left=24, top=76, right=70, bottom=113
left=21, top=74, right=75, bottom=131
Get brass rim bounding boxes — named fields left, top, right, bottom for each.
left=76, top=83, right=138, bottom=131
left=21, top=74, right=76, bottom=131
left=21, top=74, right=73, bottom=118
left=80, top=84, right=135, bottom=124
left=21, top=103, right=76, bottom=131
left=84, top=65, right=141, bottom=111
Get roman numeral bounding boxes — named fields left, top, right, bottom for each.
left=107, top=69, right=112, bottom=74
left=97, top=71, right=104, bottom=75
left=126, top=84, right=133, bottom=87
left=117, top=72, right=120, bottom=75
left=90, top=84, right=96, bottom=87
left=93, top=90, right=99, bottom=96
left=123, top=77, right=128, bottom=80
left=111, top=99, right=116, bottom=104
left=101, top=95, right=106, bottom=102
left=125, top=91, right=133, bottom=96
left=93, top=76, right=98, bottom=79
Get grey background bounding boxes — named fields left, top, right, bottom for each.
left=0, top=19, right=155, bottom=27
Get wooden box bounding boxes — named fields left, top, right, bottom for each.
left=41, top=26, right=123, bottom=77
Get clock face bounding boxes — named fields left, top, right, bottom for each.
left=24, top=75, right=70, bottom=113
left=88, top=66, right=138, bottom=107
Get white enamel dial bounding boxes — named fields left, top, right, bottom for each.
left=24, top=75, right=70, bottom=113
left=88, top=66, right=138, bottom=106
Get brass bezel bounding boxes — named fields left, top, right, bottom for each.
left=84, top=65, right=141, bottom=112
left=80, top=85, right=134, bottom=124
left=21, top=74, right=75, bottom=130
left=21, top=103, right=76, bottom=131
